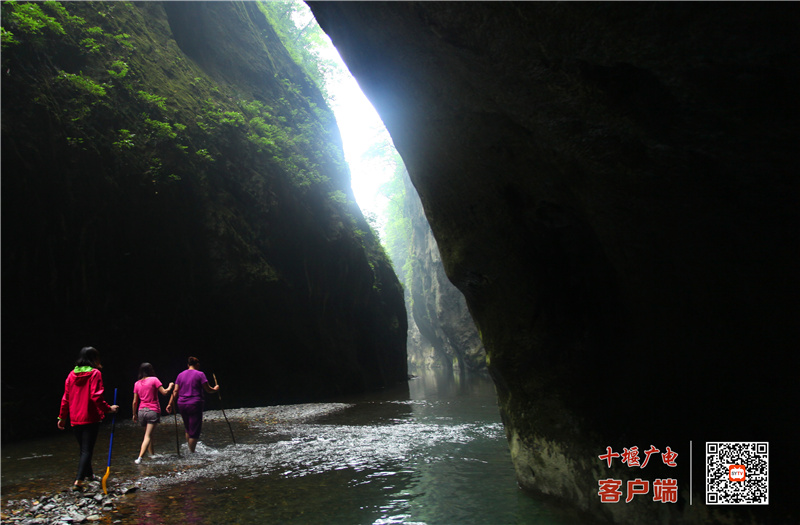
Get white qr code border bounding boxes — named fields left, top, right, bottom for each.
left=705, top=442, right=768, bottom=505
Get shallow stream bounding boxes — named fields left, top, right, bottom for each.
left=3, top=369, right=569, bottom=524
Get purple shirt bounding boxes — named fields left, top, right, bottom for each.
left=175, top=368, right=208, bottom=404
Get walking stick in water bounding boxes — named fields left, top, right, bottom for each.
left=101, top=388, right=118, bottom=495
left=213, top=373, right=235, bottom=444
left=174, top=411, right=181, bottom=457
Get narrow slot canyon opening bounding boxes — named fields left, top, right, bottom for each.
left=284, top=1, right=487, bottom=374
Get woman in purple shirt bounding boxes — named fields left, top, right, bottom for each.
left=166, top=356, right=219, bottom=453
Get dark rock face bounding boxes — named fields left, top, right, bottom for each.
left=2, top=1, right=406, bottom=440
left=308, top=2, right=799, bottom=522
left=401, top=169, right=486, bottom=371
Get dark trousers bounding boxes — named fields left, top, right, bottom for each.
left=72, top=422, right=100, bottom=481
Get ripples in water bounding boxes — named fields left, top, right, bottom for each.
left=136, top=405, right=506, bottom=490
left=3, top=372, right=570, bottom=524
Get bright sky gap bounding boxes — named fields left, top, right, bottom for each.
left=291, top=2, right=398, bottom=238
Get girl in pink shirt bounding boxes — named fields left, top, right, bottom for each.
left=132, top=363, right=174, bottom=464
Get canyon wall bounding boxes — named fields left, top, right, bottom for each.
left=401, top=169, right=486, bottom=372
left=1, top=1, right=407, bottom=439
left=308, top=3, right=799, bottom=523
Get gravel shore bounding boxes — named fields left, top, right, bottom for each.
left=1, top=480, right=136, bottom=524
left=2, top=403, right=353, bottom=524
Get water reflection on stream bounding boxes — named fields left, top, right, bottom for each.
left=3, top=368, right=569, bottom=524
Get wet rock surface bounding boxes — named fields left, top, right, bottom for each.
left=401, top=169, right=486, bottom=371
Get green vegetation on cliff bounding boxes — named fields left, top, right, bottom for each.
left=379, top=159, right=414, bottom=292
left=257, top=0, right=343, bottom=103
left=1, top=0, right=391, bottom=276
left=1, top=0, right=348, bottom=196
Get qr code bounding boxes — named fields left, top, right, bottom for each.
left=706, top=442, right=768, bottom=505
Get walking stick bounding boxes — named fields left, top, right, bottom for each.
left=213, top=373, right=235, bottom=444
left=174, top=411, right=181, bottom=457
left=101, top=388, right=118, bottom=495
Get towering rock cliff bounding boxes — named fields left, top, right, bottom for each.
left=400, top=169, right=485, bottom=371
left=308, top=3, right=798, bottom=523
left=1, top=1, right=406, bottom=439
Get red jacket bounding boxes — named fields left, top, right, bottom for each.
left=58, top=367, right=112, bottom=425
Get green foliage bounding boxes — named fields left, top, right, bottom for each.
left=287, top=165, right=328, bottom=188
left=197, top=99, right=247, bottom=131
left=144, top=118, right=176, bottom=140
left=66, top=136, right=85, bottom=148
left=57, top=70, right=107, bottom=97
left=1, top=27, right=19, bottom=48
left=2, top=0, right=84, bottom=49
left=143, top=157, right=179, bottom=186
left=4, top=1, right=65, bottom=36
left=241, top=99, right=267, bottom=117
left=196, top=99, right=225, bottom=132
left=137, top=90, right=167, bottom=110
left=364, top=211, right=380, bottom=232
left=248, top=116, right=276, bottom=136
left=4, top=0, right=409, bottom=327
left=379, top=158, right=415, bottom=289
left=43, top=1, right=84, bottom=25
left=195, top=148, right=215, bottom=162
left=220, top=95, right=332, bottom=189
left=5, top=0, right=347, bottom=200
left=147, top=157, right=163, bottom=176
left=107, top=60, right=129, bottom=79
left=112, top=32, right=133, bottom=49
left=79, top=36, right=103, bottom=53
left=112, top=129, right=136, bottom=149
left=246, top=132, right=275, bottom=153
left=220, top=111, right=245, bottom=127
left=328, top=190, right=347, bottom=205
left=257, top=0, right=345, bottom=102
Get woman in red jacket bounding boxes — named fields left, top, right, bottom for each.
left=58, top=347, right=119, bottom=490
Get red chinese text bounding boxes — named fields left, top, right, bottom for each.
left=598, top=478, right=678, bottom=504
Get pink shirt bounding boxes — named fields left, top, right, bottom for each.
left=134, top=376, right=163, bottom=412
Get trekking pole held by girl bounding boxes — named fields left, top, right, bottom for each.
left=101, top=388, right=118, bottom=495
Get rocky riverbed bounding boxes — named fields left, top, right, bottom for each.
left=201, top=403, right=352, bottom=425
left=1, top=479, right=136, bottom=524
left=2, top=404, right=353, bottom=524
